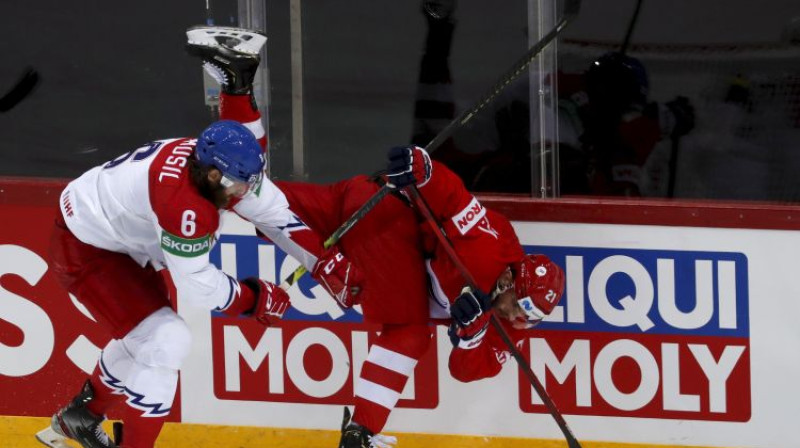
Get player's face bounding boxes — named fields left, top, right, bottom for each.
left=204, top=169, right=240, bottom=208
left=220, top=171, right=263, bottom=199
left=491, top=269, right=531, bottom=329
left=492, top=289, right=530, bottom=329
left=219, top=176, right=250, bottom=199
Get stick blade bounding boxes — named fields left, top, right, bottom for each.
left=0, top=67, right=40, bottom=112
left=567, top=436, right=584, bottom=448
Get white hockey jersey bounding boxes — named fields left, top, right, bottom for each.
left=59, top=137, right=321, bottom=311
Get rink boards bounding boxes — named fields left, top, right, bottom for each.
left=1, top=178, right=798, bottom=448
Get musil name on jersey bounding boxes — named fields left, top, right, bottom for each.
left=520, top=247, right=750, bottom=422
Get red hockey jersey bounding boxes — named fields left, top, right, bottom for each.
left=418, top=161, right=529, bottom=382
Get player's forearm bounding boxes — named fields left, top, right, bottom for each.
left=236, top=180, right=325, bottom=272
left=416, top=161, right=475, bottom=221
left=168, top=258, right=241, bottom=311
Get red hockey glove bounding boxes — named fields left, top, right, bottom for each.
left=311, top=246, right=364, bottom=309
left=448, top=287, right=492, bottom=349
left=241, top=278, right=291, bottom=324
left=386, top=145, right=433, bottom=189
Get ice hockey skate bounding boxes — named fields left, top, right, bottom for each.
left=35, top=380, right=119, bottom=448
left=185, top=25, right=267, bottom=95
left=338, top=407, right=397, bottom=448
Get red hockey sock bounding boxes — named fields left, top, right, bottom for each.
left=86, top=367, right=123, bottom=417
left=118, top=407, right=166, bottom=448
left=219, top=93, right=267, bottom=148
left=352, top=324, right=432, bottom=433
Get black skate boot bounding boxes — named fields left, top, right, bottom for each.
left=338, top=407, right=397, bottom=448
left=185, top=25, right=267, bottom=95
left=40, top=380, right=118, bottom=448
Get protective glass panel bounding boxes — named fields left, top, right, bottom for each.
left=556, top=0, right=800, bottom=202
left=261, top=0, right=531, bottom=186
left=0, top=0, right=212, bottom=179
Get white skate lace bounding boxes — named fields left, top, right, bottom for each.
left=94, top=424, right=111, bottom=446
left=202, top=61, right=229, bottom=86
left=369, top=433, right=398, bottom=448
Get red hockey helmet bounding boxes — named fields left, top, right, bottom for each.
left=510, top=254, right=565, bottom=327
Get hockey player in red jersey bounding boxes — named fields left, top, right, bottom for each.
left=338, top=146, right=565, bottom=448
left=277, top=149, right=565, bottom=447
left=276, top=143, right=565, bottom=447
left=37, top=27, right=362, bottom=448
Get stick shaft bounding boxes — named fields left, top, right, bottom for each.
left=427, top=0, right=580, bottom=153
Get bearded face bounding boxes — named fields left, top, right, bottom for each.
left=190, top=159, right=244, bottom=209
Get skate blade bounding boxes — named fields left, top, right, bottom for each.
left=35, top=426, right=72, bottom=448
left=186, top=26, right=267, bottom=54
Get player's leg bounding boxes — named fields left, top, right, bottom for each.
left=340, top=323, right=431, bottom=448
left=48, top=308, right=189, bottom=448
left=104, top=307, right=191, bottom=448
left=185, top=26, right=268, bottom=150
left=412, top=0, right=457, bottom=147
left=329, top=179, right=433, bottom=445
left=281, top=176, right=434, bottom=444
left=44, top=217, right=180, bottom=448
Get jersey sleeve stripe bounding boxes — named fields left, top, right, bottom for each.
left=215, top=274, right=239, bottom=311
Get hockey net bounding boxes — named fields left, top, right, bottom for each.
left=557, top=39, right=800, bottom=202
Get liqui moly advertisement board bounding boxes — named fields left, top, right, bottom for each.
left=522, top=247, right=750, bottom=421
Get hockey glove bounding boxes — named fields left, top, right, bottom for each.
left=448, top=287, right=492, bottom=349
left=311, top=246, right=364, bottom=309
left=386, top=145, right=432, bottom=189
left=241, top=277, right=291, bottom=324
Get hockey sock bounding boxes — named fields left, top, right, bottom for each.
left=86, top=365, right=124, bottom=417
left=352, top=324, right=432, bottom=433
left=87, top=340, right=132, bottom=417
left=118, top=407, right=166, bottom=448
left=219, top=92, right=266, bottom=149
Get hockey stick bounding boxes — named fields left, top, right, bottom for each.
left=666, top=135, right=680, bottom=198
left=406, top=185, right=582, bottom=448
left=619, top=0, right=644, bottom=55
left=280, top=0, right=582, bottom=289
left=428, top=0, right=581, bottom=153
left=0, top=67, right=40, bottom=113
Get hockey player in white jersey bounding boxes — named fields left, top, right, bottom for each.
left=37, top=27, right=363, bottom=448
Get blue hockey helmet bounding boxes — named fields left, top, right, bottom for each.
left=196, top=120, right=265, bottom=194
